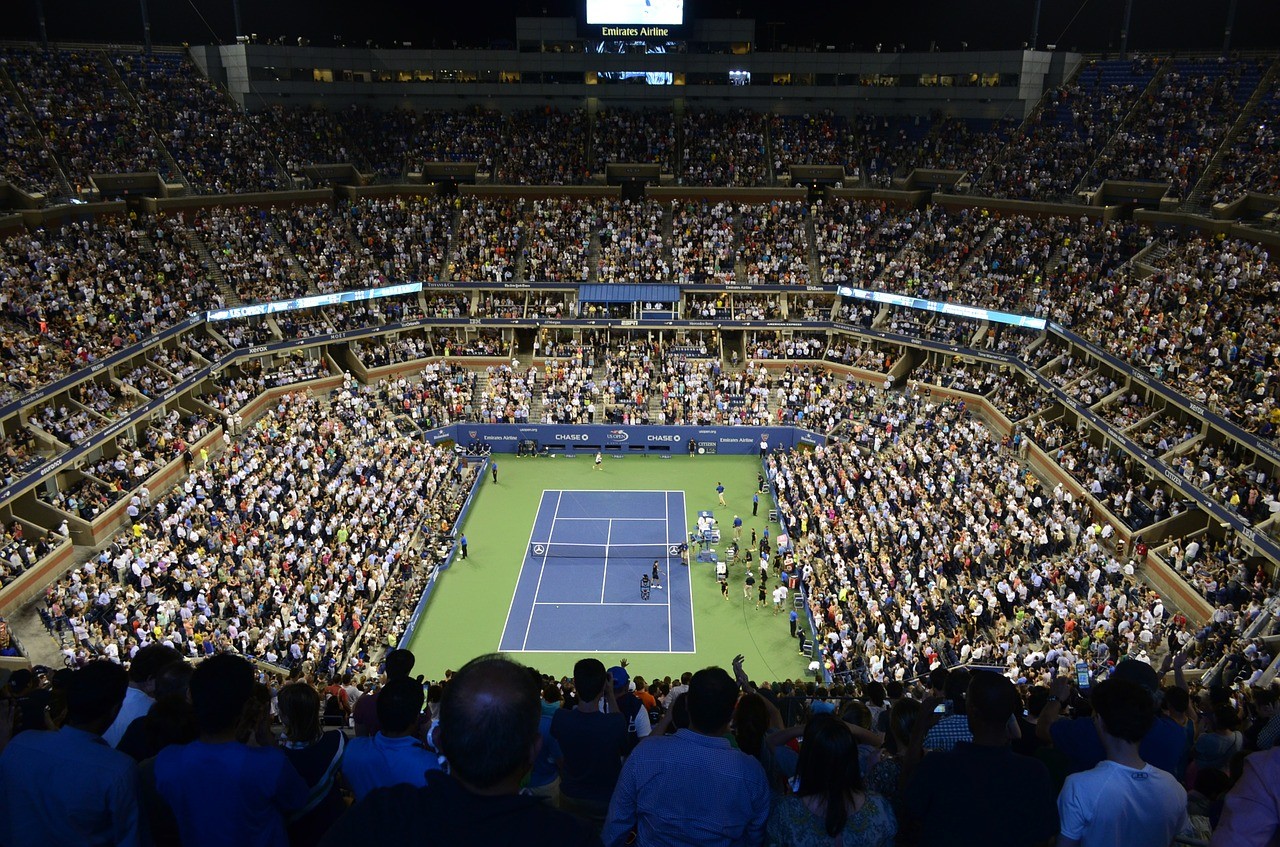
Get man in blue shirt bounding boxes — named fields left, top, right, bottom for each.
left=460, top=533, right=468, bottom=559
left=1039, top=657, right=1187, bottom=777
left=752, top=491, right=759, bottom=516
left=732, top=514, right=743, bottom=541
left=0, top=661, right=140, bottom=847
left=154, top=654, right=308, bottom=847
left=319, top=655, right=598, bottom=847
left=342, top=675, right=441, bottom=800
left=603, top=666, right=770, bottom=846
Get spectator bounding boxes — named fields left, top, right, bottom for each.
left=321, top=655, right=599, bottom=847
left=1038, top=658, right=1188, bottom=777
left=766, top=712, right=896, bottom=847
left=153, top=654, right=308, bottom=847
left=1212, top=745, right=1280, bottom=846
left=116, top=659, right=196, bottom=763
left=528, top=680, right=566, bottom=802
left=605, top=665, right=652, bottom=749
left=104, top=642, right=183, bottom=747
left=0, top=660, right=139, bottom=847
left=276, top=682, right=347, bottom=847
left=1057, top=677, right=1191, bottom=847
left=1195, top=704, right=1244, bottom=774
left=341, top=675, right=440, bottom=801
left=353, top=648, right=416, bottom=737
left=552, top=658, right=629, bottom=826
left=904, top=671, right=1058, bottom=847
left=920, top=667, right=973, bottom=752
left=603, top=666, right=771, bottom=847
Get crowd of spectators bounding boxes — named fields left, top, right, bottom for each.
left=596, top=200, right=670, bottom=283
left=449, top=197, right=525, bottom=282
left=1069, top=233, right=1280, bottom=444
left=343, top=196, right=453, bottom=284
left=249, top=104, right=417, bottom=179
left=1209, top=69, right=1280, bottom=203
left=670, top=200, right=737, bottom=284
left=815, top=199, right=920, bottom=286
left=592, top=109, right=675, bottom=171
left=3, top=48, right=175, bottom=188
left=525, top=198, right=595, bottom=282
left=1083, top=59, right=1261, bottom=199
left=912, top=115, right=1016, bottom=179
left=740, top=201, right=811, bottom=285
left=0, top=81, right=66, bottom=197
left=112, top=53, right=288, bottom=194
left=38, top=387, right=473, bottom=672
left=976, top=57, right=1159, bottom=200
left=495, top=108, right=591, bottom=185
left=679, top=110, right=768, bottom=186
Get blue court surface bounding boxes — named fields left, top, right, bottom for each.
left=499, top=490, right=695, bottom=654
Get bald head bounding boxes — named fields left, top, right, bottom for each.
left=438, top=655, right=541, bottom=790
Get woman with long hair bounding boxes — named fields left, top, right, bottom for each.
left=766, top=713, right=897, bottom=847
left=276, top=681, right=347, bottom=847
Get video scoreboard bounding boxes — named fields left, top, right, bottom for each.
left=581, top=0, right=686, bottom=39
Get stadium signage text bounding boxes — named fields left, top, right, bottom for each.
left=600, top=26, right=672, bottom=36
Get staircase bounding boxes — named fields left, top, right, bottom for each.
left=971, top=61, right=1088, bottom=191
left=440, top=204, right=463, bottom=282
left=99, top=50, right=193, bottom=193
left=1182, top=58, right=1280, bottom=212
left=185, top=230, right=241, bottom=306
left=0, top=65, right=75, bottom=199
left=761, top=115, right=777, bottom=186
left=1072, top=61, right=1172, bottom=197
left=266, top=223, right=316, bottom=295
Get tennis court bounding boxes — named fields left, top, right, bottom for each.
left=498, top=490, right=695, bottom=653
left=404, top=455, right=804, bottom=682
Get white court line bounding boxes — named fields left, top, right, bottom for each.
left=511, top=648, right=697, bottom=655
left=680, top=490, right=695, bottom=652
left=665, top=490, right=672, bottom=651
left=498, top=489, right=550, bottom=651
left=601, top=518, right=612, bottom=603
left=521, top=490, right=564, bottom=651
left=535, top=601, right=669, bottom=607
left=552, top=516, right=668, bottom=521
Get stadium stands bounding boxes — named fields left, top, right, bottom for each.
left=2, top=36, right=1280, bottom=847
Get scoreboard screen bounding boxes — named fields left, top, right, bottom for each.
left=582, top=0, right=685, bottom=38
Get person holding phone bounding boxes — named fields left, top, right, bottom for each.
left=1037, top=658, right=1188, bottom=778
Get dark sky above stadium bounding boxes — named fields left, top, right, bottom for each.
left=4, top=0, right=1279, bottom=53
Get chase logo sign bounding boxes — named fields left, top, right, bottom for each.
left=607, top=430, right=629, bottom=442
left=555, top=433, right=590, bottom=441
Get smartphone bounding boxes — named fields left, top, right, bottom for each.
left=933, top=703, right=949, bottom=714
left=1075, top=661, right=1091, bottom=691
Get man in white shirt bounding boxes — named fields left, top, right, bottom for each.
left=1057, top=677, right=1190, bottom=847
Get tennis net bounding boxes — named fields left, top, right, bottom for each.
left=529, top=540, right=684, bottom=559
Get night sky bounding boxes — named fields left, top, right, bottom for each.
left=2, top=0, right=1278, bottom=54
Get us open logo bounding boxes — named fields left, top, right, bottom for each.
left=607, top=430, right=629, bottom=442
